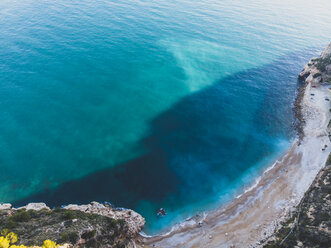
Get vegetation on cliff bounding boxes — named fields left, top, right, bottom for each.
left=0, top=229, right=59, bottom=248
left=0, top=204, right=142, bottom=248
left=263, top=158, right=331, bottom=248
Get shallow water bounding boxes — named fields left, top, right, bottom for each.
left=0, top=0, right=331, bottom=234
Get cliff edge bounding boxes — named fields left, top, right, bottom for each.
left=0, top=201, right=145, bottom=248
left=299, top=43, right=331, bottom=85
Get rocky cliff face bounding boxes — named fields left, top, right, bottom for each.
left=299, top=43, right=331, bottom=85
left=0, top=202, right=145, bottom=248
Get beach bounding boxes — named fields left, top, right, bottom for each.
left=140, top=74, right=331, bottom=247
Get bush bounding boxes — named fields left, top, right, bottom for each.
left=81, top=230, right=96, bottom=240
left=61, top=211, right=75, bottom=220
left=4, top=220, right=16, bottom=229
left=326, top=153, right=331, bottom=166
left=316, top=55, right=331, bottom=72
left=11, top=211, right=31, bottom=222
left=59, top=232, right=79, bottom=244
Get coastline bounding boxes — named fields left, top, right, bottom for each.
left=140, top=46, right=331, bottom=248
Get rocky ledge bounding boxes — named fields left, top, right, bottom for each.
left=0, top=201, right=145, bottom=247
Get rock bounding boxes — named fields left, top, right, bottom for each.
left=17, top=202, right=50, bottom=211
left=298, top=43, right=331, bottom=84
left=0, top=201, right=145, bottom=247
left=64, top=201, right=145, bottom=238
left=0, top=203, right=12, bottom=210
left=321, top=43, right=331, bottom=58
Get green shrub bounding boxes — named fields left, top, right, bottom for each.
left=61, top=210, right=75, bottom=220
left=313, top=72, right=322, bottom=78
left=4, top=220, right=16, bottom=229
left=316, top=55, right=331, bottom=72
left=11, top=210, right=31, bottom=222
left=85, top=238, right=98, bottom=248
left=59, top=231, right=79, bottom=244
left=327, top=153, right=331, bottom=166
left=81, top=230, right=96, bottom=240
left=53, top=207, right=62, bottom=213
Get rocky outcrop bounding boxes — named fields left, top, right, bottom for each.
left=63, top=202, right=145, bottom=239
left=17, top=202, right=51, bottom=211
left=299, top=43, right=331, bottom=85
left=0, top=202, right=145, bottom=248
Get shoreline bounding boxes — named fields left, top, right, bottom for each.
left=140, top=49, right=331, bottom=247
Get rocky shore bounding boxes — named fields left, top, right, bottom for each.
left=0, top=202, right=145, bottom=247
left=261, top=42, right=331, bottom=248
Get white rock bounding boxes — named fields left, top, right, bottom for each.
left=0, top=203, right=12, bottom=210
left=17, top=202, right=50, bottom=211
left=64, top=202, right=145, bottom=238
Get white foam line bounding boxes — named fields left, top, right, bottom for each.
left=235, top=146, right=292, bottom=199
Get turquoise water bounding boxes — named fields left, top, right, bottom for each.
left=0, top=0, right=331, bottom=234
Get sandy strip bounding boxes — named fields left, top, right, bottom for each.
left=139, top=82, right=331, bottom=248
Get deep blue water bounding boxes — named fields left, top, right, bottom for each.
left=0, top=0, right=331, bottom=234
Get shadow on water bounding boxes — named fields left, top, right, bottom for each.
left=14, top=49, right=319, bottom=214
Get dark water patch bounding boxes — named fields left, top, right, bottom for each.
left=13, top=49, right=321, bottom=233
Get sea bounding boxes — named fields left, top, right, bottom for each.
left=0, top=0, right=330, bottom=234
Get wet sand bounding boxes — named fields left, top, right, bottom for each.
left=140, top=82, right=331, bottom=248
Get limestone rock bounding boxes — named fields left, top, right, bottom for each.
left=0, top=203, right=12, bottom=210
left=299, top=42, right=331, bottom=84
left=17, top=202, right=51, bottom=211
left=0, top=201, right=145, bottom=247
left=64, top=201, right=145, bottom=238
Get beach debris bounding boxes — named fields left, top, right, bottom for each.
left=225, top=232, right=229, bottom=236
left=156, top=208, right=167, bottom=217
left=310, top=93, right=315, bottom=96
left=209, top=235, right=212, bottom=239
left=198, top=221, right=203, bottom=227
left=325, top=98, right=330, bottom=101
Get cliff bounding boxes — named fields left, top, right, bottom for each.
left=262, top=42, right=331, bottom=248
left=299, top=43, right=331, bottom=84
left=0, top=202, right=145, bottom=248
